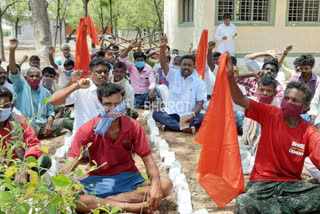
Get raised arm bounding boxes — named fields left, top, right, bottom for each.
left=120, top=40, right=137, bottom=59
left=137, top=38, right=143, bottom=53
left=9, top=39, right=19, bottom=75
left=18, top=55, right=28, bottom=67
left=245, top=49, right=281, bottom=60
left=278, top=45, right=293, bottom=68
left=207, top=41, right=216, bottom=72
left=159, top=35, right=169, bottom=76
left=188, top=43, right=193, bottom=55
left=48, top=47, right=59, bottom=70
left=227, top=55, right=250, bottom=109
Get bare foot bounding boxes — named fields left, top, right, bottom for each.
left=161, top=125, right=167, bottom=132
left=182, top=126, right=196, bottom=135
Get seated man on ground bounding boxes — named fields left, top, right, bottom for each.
left=0, top=65, right=16, bottom=98
left=289, top=54, right=320, bottom=98
left=119, top=41, right=159, bottom=109
left=50, top=58, right=111, bottom=142
left=0, top=86, right=51, bottom=180
left=225, top=54, right=320, bottom=213
left=109, top=61, right=138, bottom=119
left=55, top=43, right=74, bottom=67
left=62, top=82, right=172, bottom=213
left=20, top=55, right=41, bottom=79
left=235, top=60, right=284, bottom=102
left=9, top=39, right=64, bottom=139
left=153, top=36, right=206, bottom=134
left=49, top=47, right=75, bottom=89
left=239, top=76, right=280, bottom=174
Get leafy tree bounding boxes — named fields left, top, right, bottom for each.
left=0, top=0, right=15, bottom=61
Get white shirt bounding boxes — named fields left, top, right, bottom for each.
left=66, top=79, right=99, bottom=133
left=164, top=68, right=207, bottom=116
left=56, top=67, right=70, bottom=89
left=215, top=23, right=238, bottom=56
left=205, top=65, right=218, bottom=95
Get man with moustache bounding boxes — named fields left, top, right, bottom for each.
left=8, top=39, right=63, bottom=138
left=50, top=58, right=111, bottom=138
left=109, top=61, right=138, bottom=119
left=152, top=35, right=206, bottom=134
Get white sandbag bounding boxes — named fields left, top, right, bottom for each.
left=164, top=151, right=176, bottom=169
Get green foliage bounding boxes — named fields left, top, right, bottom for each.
left=3, top=30, right=11, bottom=37
left=0, top=118, right=120, bottom=213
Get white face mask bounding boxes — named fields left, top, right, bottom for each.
left=0, top=108, right=12, bottom=122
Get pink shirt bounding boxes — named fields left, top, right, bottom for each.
left=119, top=57, right=155, bottom=94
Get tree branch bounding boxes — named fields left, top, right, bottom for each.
left=0, top=2, right=15, bottom=17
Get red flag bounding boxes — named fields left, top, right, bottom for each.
left=86, top=15, right=99, bottom=45
left=74, top=18, right=91, bottom=78
left=195, top=53, right=245, bottom=208
left=195, top=30, right=208, bottom=80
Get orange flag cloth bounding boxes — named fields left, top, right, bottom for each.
left=195, top=29, right=208, bottom=80
left=86, top=15, right=99, bottom=45
left=195, top=53, right=245, bottom=208
left=74, top=18, right=91, bottom=78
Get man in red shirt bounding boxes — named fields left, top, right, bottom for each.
left=0, top=86, right=49, bottom=181
left=62, top=82, right=172, bottom=213
left=225, top=55, right=320, bottom=213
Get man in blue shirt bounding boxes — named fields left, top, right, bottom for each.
left=8, top=39, right=63, bottom=138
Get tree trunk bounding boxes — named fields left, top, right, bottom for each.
left=109, top=0, right=113, bottom=34
left=59, top=20, right=63, bottom=48
left=82, top=0, right=89, bottom=18
left=53, top=0, right=60, bottom=49
left=153, top=0, right=163, bottom=32
left=0, top=20, right=5, bottom=62
left=15, top=18, right=20, bottom=39
left=30, top=0, right=53, bottom=67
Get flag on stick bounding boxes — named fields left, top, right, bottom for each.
left=195, top=30, right=208, bottom=80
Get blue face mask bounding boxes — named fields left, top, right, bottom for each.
left=0, top=108, right=11, bottom=122
left=135, top=61, right=145, bottom=69
left=65, top=69, right=74, bottom=77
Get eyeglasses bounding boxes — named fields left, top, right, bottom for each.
left=94, top=70, right=109, bottom=75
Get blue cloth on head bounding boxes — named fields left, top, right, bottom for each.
left=94, top=102, right=126, bottom=136
left=80, top=172, right=145, bottom=198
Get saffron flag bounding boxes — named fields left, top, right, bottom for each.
left=195, top=53, right=245, bottom=208
left=86, top=15, right=100, bottom=45
left=195, top=29, right=208, bottom=80
left=74, top=18, right=91, bottom=78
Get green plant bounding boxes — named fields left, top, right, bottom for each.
left=3, top=29, right=11, bottom=37
left=0, top=103, right=121, bottom=213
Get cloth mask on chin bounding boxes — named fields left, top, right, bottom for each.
left=257, top=94, right=274, bottom=104
left=281, top=99, right=303, bottom=118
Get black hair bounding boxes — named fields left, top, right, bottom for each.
left=112, top=45, right=119, bottom=51
left=231, top=56, right=237, bottom=66
left=0, top=86, right=13, bottom=102
left=0, top=59, right=2, bottom=65
left=133, top=52, right=147, bottom=61
left=299, top=54, right=315, bottom=67
left=293, top=57, right=302, bottom=66
left=167, top=56, right=171, bottom=63
left=89, top=58, right=111, bottom=71
left=96, top=51, right=106, bottom=58
left=223, top=14, right=231, bottom=20
left=166, top=45, right=171, bottom=52
left=181, top=55, right=195, bottom=65
left=263, top=56, right=278, bottom=64
left=262, top=61, right=279, bottom=73
left=145, top=49, right=151, bottom=55
left=114, top=61, right=127, bottom=71
left=174, top=55, right=182, bottom=63
left=42, top=67, right=56, bottom=76
left=285, top=81, right=312, bottom=104
left=29, top=55, right=40, bottom=62
left=63, top=59, right=74, bottom=68
left=212, top=52, right=221, bottom=57
left=172, top=49, right=179, bottom=53
left=97, top=82, right=125, bottom=103
left=258, top=76, right=277, bottom=92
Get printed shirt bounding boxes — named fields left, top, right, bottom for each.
left=118, top=57, right=155, bottom=94
left=68, top=116, right=152, bottom=176
left=236, top=77, right=284, bottom=101
left=157, top=67, right=169, bottom=87
left=289, top=72, right=320, bottom=97
left=246, top=100, right=320, bottom=182
left=1, top=116, right=42, bottom=159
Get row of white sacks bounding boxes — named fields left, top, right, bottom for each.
left=143, top=111, right=208, bottom=214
